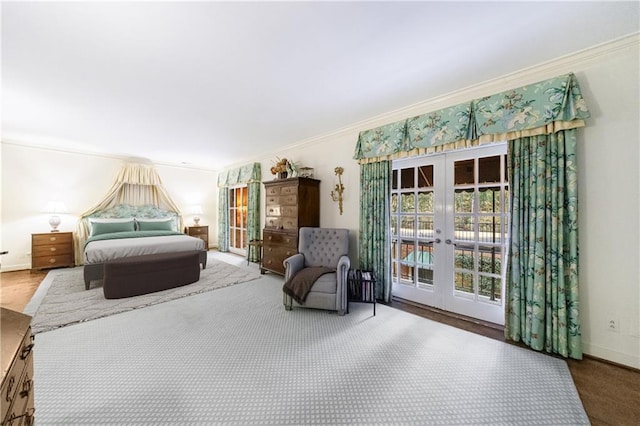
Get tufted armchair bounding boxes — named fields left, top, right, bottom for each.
left=283, top=227, right=350, bottom=315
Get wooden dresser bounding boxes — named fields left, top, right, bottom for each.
left=31, top=232, right=74, bottom=270
left=1, top=308, right=35, bottom=426
left=262, top=177, right=320, bottom=275
left=185, top=225, right=209, bottom=250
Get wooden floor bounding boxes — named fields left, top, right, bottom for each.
left=1, top=269, right=639, bottom=425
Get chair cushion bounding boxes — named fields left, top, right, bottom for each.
left=309, top=272, right=337, bottom=294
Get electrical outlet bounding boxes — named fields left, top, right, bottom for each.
left=607, top=318, right=620, bottom=332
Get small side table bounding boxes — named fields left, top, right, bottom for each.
left=247, top=239, right=263, bottom=266
left=347, top=269, right=376, bottom=316
left=185, top=225, right=209, bottom=250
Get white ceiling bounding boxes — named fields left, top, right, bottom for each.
left=2, top=1, right=639, bottom=170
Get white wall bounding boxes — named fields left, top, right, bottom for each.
left=0, top=144, right=217, bottom=271
left=234, top=35, right=639, bottom=368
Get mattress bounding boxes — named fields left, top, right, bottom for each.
left=84, top=234, right=205, bottom=264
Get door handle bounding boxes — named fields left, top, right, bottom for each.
left=434, top=238, right=441, bottom=244
left=445, top=239, right=456, bottom=246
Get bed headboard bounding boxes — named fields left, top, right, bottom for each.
left=85, top=204, right=180, bottom=230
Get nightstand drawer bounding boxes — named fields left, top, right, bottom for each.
left=32, top=233, right=72, bottom=246
left=32, top=243, right=72, bottom=257
left=188, top=228, right=208, bottom=236
left=32, top=254, right=74, bottom=269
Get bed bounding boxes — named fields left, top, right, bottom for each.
left=81, top=205, right=207, bottom=290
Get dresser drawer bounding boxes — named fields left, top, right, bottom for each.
left=280, top=185, right=297, bottom=196
left=264, top=231, right=297, bottom=246
left=32, top=233, right=72, bottom=246
left=262, top=247, right=297, bottom=275
left=1, top=326, right=34, bottom=423
left=265, top=186, right=281, bottom=196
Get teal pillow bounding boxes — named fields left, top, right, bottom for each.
left=91, top=220, right=135, bottom=236
left=136, top=219, right=173, bottom=231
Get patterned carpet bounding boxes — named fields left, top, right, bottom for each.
left=30, top=254, right=588, bottom=425
left=27, top=259, right=260, bottom=334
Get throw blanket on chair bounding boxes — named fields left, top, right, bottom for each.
left=283, top=266, right=335, bottom=304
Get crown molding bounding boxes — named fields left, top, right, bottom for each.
left=266, top=32, right=640, bottom=156
left=0, top=139, right=218, bottom=172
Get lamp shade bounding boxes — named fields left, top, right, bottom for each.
left=45, top=201, right=68, bottom=214
left=191, top=205, right=203, bottom=215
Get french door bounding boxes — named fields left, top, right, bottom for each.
left=228, top=185, right=248, bottom=256
left=391, top=144, right=509, bottom=325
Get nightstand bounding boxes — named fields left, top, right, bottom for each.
left=31, top=232, right=74, bottom=270
left=185, top=225, right=209, bottom=250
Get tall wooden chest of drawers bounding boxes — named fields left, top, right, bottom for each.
left=262, top=177, right=320, bottom=275
left=1, top=308, right=35, bottom=426
left=31, top=232, right=74, bottom=270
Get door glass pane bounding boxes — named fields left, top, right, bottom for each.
left=417, top=191, right=433, bottom=213
left=391, top=216, right=398, bottom=236
left=478, top=246, right=502, bottom=274
left=417, top=165, right=433, bottom=188
left=400, top=193, right=415, bottom=212
left=454, top=189, right=474, bottom=213
left=479, top=187, right=501, bottom=213
left=417, top=267, right=434, bottom=286
left=454, top=159, right=474, bottom=185
left=417, top=216, right=434, bottom=238
left=400, top=168, right=415, bottom=189
left=392, top=169, right=398, bottom=190
left=478, top=217, right=502, bottom=243
left=454, top=245, right=475, bottom=270
left=479, top=276, right=501, bottom=301
left=416, top=241, right=434, bottom=266
left=454, top=216, right=475, bottom=241
left=400, top=216, right=414, bottom=237
left=478, top=156, right=501, bottom=183
left=455, top=272, right=474, bottom=293
left=391, top=193, right=398, bottom=213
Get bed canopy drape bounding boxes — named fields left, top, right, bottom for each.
left=74, top=163, right=184, bottom=264
left=353, top=73, right=590, bottom=359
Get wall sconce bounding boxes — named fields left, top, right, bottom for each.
left=330, top=166, right=345, bottom=215
left=45, top=201, right=68, bottom=232
left=191, top=205, right=203, bottom=225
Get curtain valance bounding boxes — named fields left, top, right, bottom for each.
left=354, top=73, right=590, bottom=163
left=217, top=162, right=261, bottom=188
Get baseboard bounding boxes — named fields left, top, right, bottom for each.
left=582, top=342, right=640, bottom=370
left=0, top=263, right=31, bottom=273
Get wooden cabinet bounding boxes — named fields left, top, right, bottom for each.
left=262, top=177, right=320, bottom=275
left=1, top=308, right=35, bottom=426
left=31, top=232, right=74, bottom=270
left=185, top=225, right=209, bottom=250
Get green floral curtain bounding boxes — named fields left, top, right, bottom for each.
left=217, top=187, right=229, bottom=251
left=246, top=181, right=261, bottom=262
left=354, top=73, right=590, bottom=359
left=359, top=161, right=392, bottom=303
left=506, top=130, right=582, bottom=359
left=217, top=163, right=261, bottom=253
left=354, top=73, right=589, bottom=163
